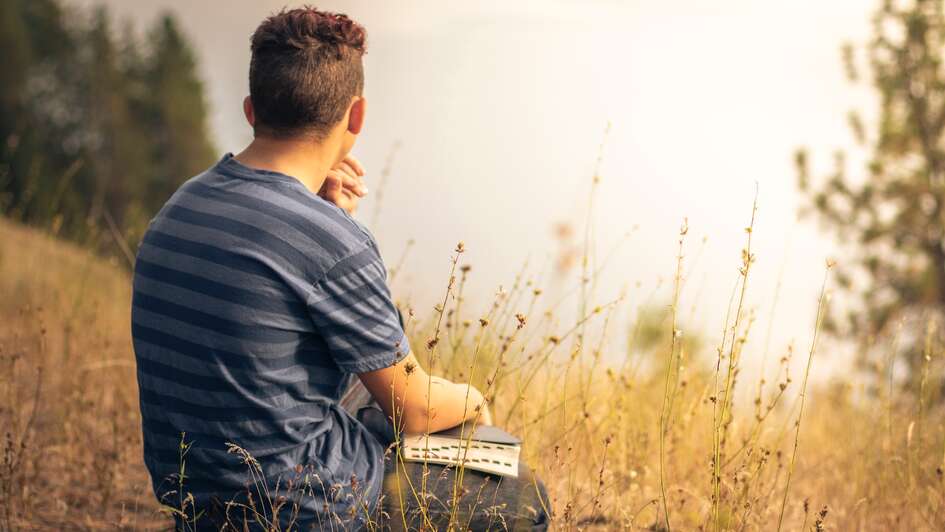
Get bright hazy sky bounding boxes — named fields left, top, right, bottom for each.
left=72, top=0, right=881, bottom=379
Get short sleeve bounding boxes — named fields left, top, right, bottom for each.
left=306, top=242, right=410, bottom=374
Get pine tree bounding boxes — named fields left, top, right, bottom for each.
left=142, top=14, right=216, bottom=212
left=0, top=1, right=215, bottom=261
left=798, top=0, right=945, bottom=388
left=0, top=0, right=84, bottom=231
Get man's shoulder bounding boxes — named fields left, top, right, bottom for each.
left=148, top=163, right=379, bottom=283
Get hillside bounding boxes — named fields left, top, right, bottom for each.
left=1, top=218, right=944, bottom=530
left=0, top=219, right=166, bottom=530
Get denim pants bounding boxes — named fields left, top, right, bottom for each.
left=341, top=378, right=551, bottom=531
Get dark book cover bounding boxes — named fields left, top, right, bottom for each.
left=433, top=424, right=521, bottom=446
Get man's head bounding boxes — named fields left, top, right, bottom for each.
left=246, top=7, right=367, bottom=157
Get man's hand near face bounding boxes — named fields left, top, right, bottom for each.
left=319, top=154, right=367, bottom=214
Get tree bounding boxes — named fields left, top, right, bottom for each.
left=135, top=14, right=216, bottom=237
left=0, top=0, right=90, bottom=236
left=0, top=0, right=215, bottom=261
left=797, top=0, right=945, bottom=388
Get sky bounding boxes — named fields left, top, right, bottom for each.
left=71, top=0, right=880, bottom=380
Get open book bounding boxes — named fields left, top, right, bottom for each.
left=400, top=425, right=521, bottom=478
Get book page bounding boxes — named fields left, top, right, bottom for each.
left=400, top=435, right=520, bottom=477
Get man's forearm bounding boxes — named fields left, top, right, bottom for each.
left=358, top=352, right=492, bottom=434
left=401, top=376, right=487, bottom=433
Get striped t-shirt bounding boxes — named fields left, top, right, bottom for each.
left=131, top=153, right=409, bottom=528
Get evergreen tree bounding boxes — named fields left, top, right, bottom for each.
left=797, top=0, right=945, bottom=387
left=0, top=0, right=84, bottom=232
left=0, top=0, right=215, bottom=261
left=143, top=14, right=216, bottom=210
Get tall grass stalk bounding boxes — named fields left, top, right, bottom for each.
left=369, top=141, right=401, bottom=229
left=775, top=260, right=833, bottom=532
left=448, top=316, right=493, bottom=529
left=756, top=239, right=789, bottom=420
left=574, top=122, right=611, bottom=429
left=419, top=242, right=463, bottom=517
left=712, top=194, right=758, bottom=530
left=657, top=218, right=688, bottom=531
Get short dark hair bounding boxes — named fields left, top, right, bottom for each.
left=249, top=7, right=367, bottom=139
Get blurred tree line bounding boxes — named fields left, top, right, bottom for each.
left=0, top=0, right=215, bottom=262
left=798, top=0, right=945, bottom=399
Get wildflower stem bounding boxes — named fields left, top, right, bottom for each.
left=658, top=218, right=687, bottom=532
left=775, top=262, right=832, bottom=532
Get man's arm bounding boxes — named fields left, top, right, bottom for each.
left=358, top=351, right=493, bottom=434
left=320, top=156, right=491, bottom=432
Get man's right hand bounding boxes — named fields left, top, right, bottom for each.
left=318, top=154, right=367, bottom=214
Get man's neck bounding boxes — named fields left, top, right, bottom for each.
left=233, top=136, right=337, bottom=193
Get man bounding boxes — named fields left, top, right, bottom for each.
left=131, top=7, right=548, bottom=531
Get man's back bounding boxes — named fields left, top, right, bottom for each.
left=131, top=154, right=408, bottom=527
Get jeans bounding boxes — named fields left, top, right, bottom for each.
left=342, top=378, right=551, bottom=531
left=375, top=459, right=550, bottom=531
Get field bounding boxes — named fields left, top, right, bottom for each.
left=1, top=216, right=944, bottom=531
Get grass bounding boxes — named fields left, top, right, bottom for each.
left=1, top=210, right=944, bottom=531
left=0, top=218, right=164, bottom=530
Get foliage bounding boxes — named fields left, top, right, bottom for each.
left=0, top=0, right=215, bottom=261
left=798, top=0, right=945, bottom=385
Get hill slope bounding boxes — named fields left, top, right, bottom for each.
left=0, top=219, right=165, bottom=530
left=2, top=218, right=943, bottom=531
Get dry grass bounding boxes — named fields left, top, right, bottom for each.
left=1, top=213, right=944, bottom=531
left=0, top=218, right=164, bottom=530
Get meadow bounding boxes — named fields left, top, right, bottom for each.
left=1, top=213, right=944, bottom=531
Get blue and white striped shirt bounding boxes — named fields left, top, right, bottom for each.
left=131, top=153, right=408, bottom=528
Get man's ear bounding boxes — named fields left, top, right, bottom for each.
left=243, top=96, right=255, bottom=127
left=347, top=97, right=366, bottom=135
